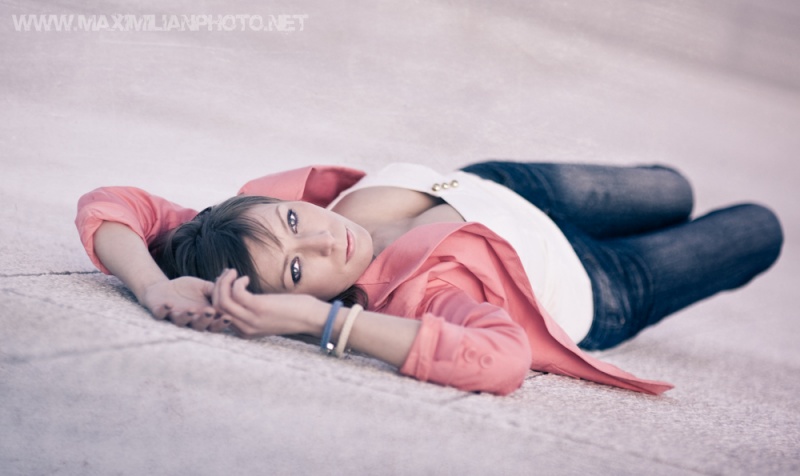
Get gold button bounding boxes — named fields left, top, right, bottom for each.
left=450, top=180, right=459, bottom=188
left=441, top=182, right=450, bottom=190
left=431, top=183, right=441, bottom=192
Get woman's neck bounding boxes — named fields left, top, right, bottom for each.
left=332, top=186, right=465, bottom=257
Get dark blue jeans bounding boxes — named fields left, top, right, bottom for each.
left=461, top=161, right=783, bottom=350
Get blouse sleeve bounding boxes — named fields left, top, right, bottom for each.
left=238, top=166, right=365, bottom=206
left=398, top=281, right=532, bottom=396
left=75, top=187, right=197, bottom=274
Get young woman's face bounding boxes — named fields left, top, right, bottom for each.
left=244, top=201, right=374, bottom=301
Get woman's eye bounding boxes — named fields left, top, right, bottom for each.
left=287, top=209, right=298, bottom=233
left=290, top=257, right=302, bottom=284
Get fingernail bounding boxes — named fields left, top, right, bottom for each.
left=223, top=319, right=231, bottom=324
left=204, top=312, right=214, bottom=318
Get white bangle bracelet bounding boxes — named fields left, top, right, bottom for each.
left=334, top=304, right=363, bottom=358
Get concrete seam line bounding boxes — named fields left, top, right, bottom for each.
left=0, top=270, right=101, bottom=278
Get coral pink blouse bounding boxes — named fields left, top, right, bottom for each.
left=76, top=165, right=673, bottom=396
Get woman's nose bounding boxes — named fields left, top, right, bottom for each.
left=297, top=230, right=335, bottom=256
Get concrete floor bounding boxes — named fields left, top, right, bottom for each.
left=2, top=1, right=799, bottom=474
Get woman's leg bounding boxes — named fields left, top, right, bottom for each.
left=461, top=161, right=694, bottom=238
left=575, top=203, right=784, bottom=350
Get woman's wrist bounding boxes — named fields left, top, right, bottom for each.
left=135, top=275, right=171, bottom=303
left=303, top=299, right=357, bottom=345
left=302, top=298, right=341, bottom=336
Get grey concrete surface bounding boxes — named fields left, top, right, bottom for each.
left=2, top=1, right=799, bottom=475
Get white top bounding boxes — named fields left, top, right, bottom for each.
left=329, top=163, right=593, bottom=343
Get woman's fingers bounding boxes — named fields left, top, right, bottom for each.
left=142, top=276, right=228, bottom=332
left=169, top=310, right=193, bottom=327
left=162, top=303, right=219, bottom=330
left=212, top=269, right=233, bottom=307
left=231, top=275, right=253, bottom=304
left=210, top=272, right=235, bottom=331
left=207, top=315, right=230, bottom=333
left=153, top=303, right=172, bottom=320
left=213, top=269, right=251, bottom=322
left=212, top=269, right=266, bottom=338
left=189, top=310, right=216, bottom=331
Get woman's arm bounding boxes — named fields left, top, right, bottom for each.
left=75, top=186, right=197, bottom=273
left=212, top=269, right=419, bottom=366
left=94, top=222, right=227, bottom=332
left=94, top=221, right=172, bottom=303
left=212, top=269, right=530, bottom=394
left=76, top=186, right=225, bottom=331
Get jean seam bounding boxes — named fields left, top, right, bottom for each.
left=619, top=244, right=657, bottom=334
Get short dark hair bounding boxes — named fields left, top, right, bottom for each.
left=149, top=195, right=367, bottom=307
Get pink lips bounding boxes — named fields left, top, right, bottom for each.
left=345, top=228, right=354, bottom=263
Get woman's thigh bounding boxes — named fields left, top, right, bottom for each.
left=575, top=203, right=783, bottom=350
left=461, top=160, right=694, bottom=238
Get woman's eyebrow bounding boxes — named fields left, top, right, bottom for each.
left=275, top=205, right=288, bottom=236
left=273, top=205, right=290, bottom=291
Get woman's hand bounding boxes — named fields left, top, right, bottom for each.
left=212, top=269, right=328, bottom=338
left=214, top=269, right=419, bottom=368
left=93, top=222, right=226, bottom=333
left=141, top=277, right=229, bottom=332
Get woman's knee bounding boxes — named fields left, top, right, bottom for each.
left=701, top=203, right=784, bottom=275
left=643, top=164, right=694, bottom=218
left=731, top=203, right=784, bottom=264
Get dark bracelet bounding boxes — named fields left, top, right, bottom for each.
left=320, top=300, right=343, bottom=355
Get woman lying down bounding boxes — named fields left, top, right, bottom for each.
left=75, top=161, right=783, bottom=395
